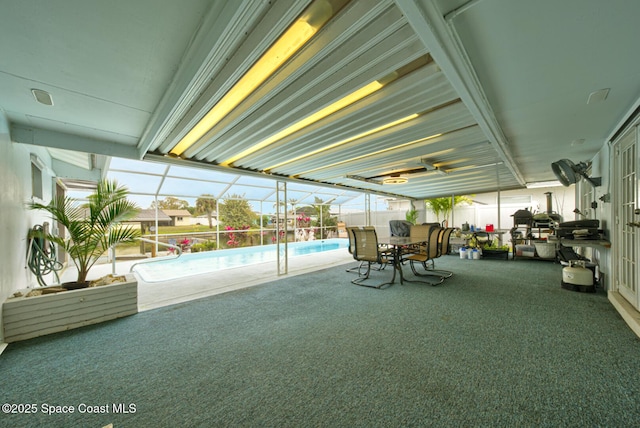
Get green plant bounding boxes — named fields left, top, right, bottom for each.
left=425, top=195, right=473, bottom=223
left=29, top=180, right=140, bottom=284
left=405, top=209, right=418, bottom=225
left=190, top=240, right=217, bottom=253
left=483, top=237, right=509, bottom=251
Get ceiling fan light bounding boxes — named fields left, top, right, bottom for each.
left=383, top=174, right=408, bottom=185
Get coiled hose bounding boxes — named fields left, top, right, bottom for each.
left=27, top=224, right=63, bottom=287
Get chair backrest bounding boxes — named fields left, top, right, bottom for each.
left=410, top=224, right=431, bottom=240
left=438, top=227, right=455, bottom=256
left=409, top=224, right=431, bottom=254
left=426, top=226, right=444, bottom=259
left=346, top=227, right=359, bottom=256
left=389, top=220, right=412, bottom=237
left=352, top=227, right=382, bottom=263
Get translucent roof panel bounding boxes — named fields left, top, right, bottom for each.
left=108, top=171, right=164, bottom=195
left=166, top=165, right=240, bottom=183
left=159, top=177, right=230, bottom=198
left=234, top=175, right=280, bottom=188
left=109, top=157, right=168, bottom=175
left=221, top=184, right=276, bottom=201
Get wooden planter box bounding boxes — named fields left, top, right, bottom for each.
left=2, top=274, right=137, bottom=343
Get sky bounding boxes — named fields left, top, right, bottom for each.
left=66, top=156, right=397, bottom=214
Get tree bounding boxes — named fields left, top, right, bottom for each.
left=219, top=194, right=257, bottom=229
left=195, top=194, right=217, bottom=229
left=150, top=196, right=189, bottom=210
left=311, top=197, right=337, bottom=238
left=425, top=195, right=473, bottom=224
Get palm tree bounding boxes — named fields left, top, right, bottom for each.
left=195, top=194, right=217, bottom=229
left=29, top=179, right=140, bottom=285
left=425, top=195, right=473, bottom=224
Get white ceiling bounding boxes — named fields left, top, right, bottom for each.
left=2, top=0, right=639, bottom=200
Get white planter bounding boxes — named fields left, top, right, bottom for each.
left=2, top=274, right=137, bottom=343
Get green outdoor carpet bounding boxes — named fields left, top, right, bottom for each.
left=1, top=256, right=639, bottom=427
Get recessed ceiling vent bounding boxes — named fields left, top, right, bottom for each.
left=31, top=88, right=53, bottom=106
left=587, top=88, right=609, bottom=104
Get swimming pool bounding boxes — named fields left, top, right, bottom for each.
left=131, top=239, right=349, bottom=282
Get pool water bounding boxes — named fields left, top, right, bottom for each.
left=132, top=239, right=348, bottom=282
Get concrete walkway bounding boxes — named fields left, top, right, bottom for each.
left=60, top=249, right=355, bottom=312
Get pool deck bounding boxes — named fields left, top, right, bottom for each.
left=59, top=249, right=355, bottom=312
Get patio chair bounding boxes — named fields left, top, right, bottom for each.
left=428, top=227, right=455, bottom=278
left=346, top=227, right=365, bottom=274
left=404, top=225, right=445, bottom=285
left=350, top=227, right=394, bottom=289
left=346, top=227, right=386, bottom=274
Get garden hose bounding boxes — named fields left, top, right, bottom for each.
left=27, top=224, right=63, bottom=287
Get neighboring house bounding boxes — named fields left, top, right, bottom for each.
left=128, top=209, right=173, bottom=234
left=189, top=214, right=218, bottom=227
left=162, top=209, right=193, bottom=227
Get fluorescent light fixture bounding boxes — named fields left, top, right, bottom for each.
left=295, top=133, right=444, bottom=177
left=221, top=81, right=383, bottom=166
left=525, top=180, right=563, bottom=189
left=382, top=174, right=408, bottom=185
left=221, top=55, right=432, bottom=166
left=169, top=0, right=337, bottom=157
left=265, top=113, right=419, bottom=171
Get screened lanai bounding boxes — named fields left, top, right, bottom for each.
left=102, top=156, right=366, bottom=211
left=63, top=156, right=409, bottom=274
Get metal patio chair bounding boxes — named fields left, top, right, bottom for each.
left=350, top=227, right=394, bottom=289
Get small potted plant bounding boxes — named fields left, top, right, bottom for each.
left=29, top=179, right=140, bottom=289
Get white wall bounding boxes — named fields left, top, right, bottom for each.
left=339, top=209, right=409, bottom=239
left=424, top=187, right=576, bottom=231
left=0, top=115, right=55, bottom=341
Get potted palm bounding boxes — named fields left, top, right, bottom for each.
left=29, top=179, right=140, bottom=288
left=3, top=180, right=141, bottom=342
left=425, top=195, right=472, bottom=226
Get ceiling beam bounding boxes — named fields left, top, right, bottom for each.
left=10, top=124, right=139, bottom=159
left=143, top=152, right=415, bottom=201
left=51, top=158, right=102, bottom=182
left=394, top=0, right=525, bottom=186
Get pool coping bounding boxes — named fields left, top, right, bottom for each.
left=130, top=239, right=349, bottom=283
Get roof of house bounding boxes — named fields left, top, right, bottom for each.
left=131, top=209, right=172, bottom=222
left=162, top=209, right=192, bottom=217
